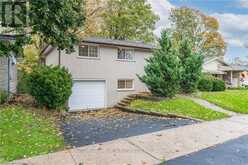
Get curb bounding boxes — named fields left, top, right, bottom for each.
left=117, top=105, right=204, bottom=122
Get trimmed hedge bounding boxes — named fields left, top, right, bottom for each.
left=212, top=78, right=226, bottom=91
left=27, top=65, right=72, bottom=109
left=198, top=75, right=225, bottom=92
left=198, top=76, right=213, bottom=91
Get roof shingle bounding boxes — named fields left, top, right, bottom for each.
left=82, top=37, right=154, bottom=49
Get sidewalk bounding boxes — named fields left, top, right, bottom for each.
left=186, top=96, right=238, bottom=116
left=7, top=115, right=248, bottom=165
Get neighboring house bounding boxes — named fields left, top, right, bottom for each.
left=0, top=56, right=17, bottom=94
left=45, top=37, right=153, bottom=111
left=203, top=57, right=246, bottom=88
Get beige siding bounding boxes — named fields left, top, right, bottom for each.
left=10, top=64, right=17, bottom=93
left=46, top=44, right=151, bottom=107
left=0, top=57, right=17, bottom=93
left=0, top=57, right=8, bottom=91
left=203, top=60, right=219, bottom=72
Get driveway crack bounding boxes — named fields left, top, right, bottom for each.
left=125, top=139, right=161, bottom=161
left=68, top=150, right=78, bottom=165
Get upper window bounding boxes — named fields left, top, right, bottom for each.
left=117, top=79, right=134, bottom=90
left=117, top=48, right=134, bottom=60
left=79, top=45, right=98, bottom=58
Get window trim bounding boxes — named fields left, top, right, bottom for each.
left=78, top=44, right=100, bottom=59
left=117, top=47, right=135, bottom=62
left=117, top=79, right=135, bottom=91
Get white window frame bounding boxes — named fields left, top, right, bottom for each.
left=78, top=44, right=100, bottom=59
left=117, top=79, right=134, bottom=91
left=117, top=47, right=135, bottom=62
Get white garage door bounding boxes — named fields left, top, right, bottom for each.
left=69, top=81, right=105, bottom=111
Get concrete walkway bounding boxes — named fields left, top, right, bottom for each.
left=186, top=96, right=238, bottom=116
left=7, top=115, right=248, bottom=165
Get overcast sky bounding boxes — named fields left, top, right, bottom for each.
left=148, top=0, right=248, bottom=62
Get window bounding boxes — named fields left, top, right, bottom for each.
left=118, top=80, right=134, bottom=90
left=79, top=45, right=98, bottom=57
left=117, top=48, right=134, bottom=60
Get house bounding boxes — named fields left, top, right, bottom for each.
left=203, top=57, right=246, bottom=88
left=45, top=37, right=153, bottom=111
left=0, top=56, right=17, bottom=94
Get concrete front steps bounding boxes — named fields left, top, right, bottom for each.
left=115, top=94, right=138, bottom=109
left=115, top=92, right=153, bottom=110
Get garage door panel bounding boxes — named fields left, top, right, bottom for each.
left=69, top=81, right=105, bottom=111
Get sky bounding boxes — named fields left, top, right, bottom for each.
left=148, top=0, right=248, bottom=62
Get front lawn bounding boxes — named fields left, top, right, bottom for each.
left=130, top=97, right=228, bottom=121
left=200, top=90, right=248, bottom=114
left=0, top=106, right=64, bottom=163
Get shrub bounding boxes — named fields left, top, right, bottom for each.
left=178, top=38, right=203, bottom=93
left=138, top=31, right=181, bottom=97
left=0, top=90, right=8, bottom=104
left=212, top=78, right=225, bottom=91
left=17, top=71, right=30, bottom=94
left=198, top=75, right=213, bottom=91
left=27, top=65, right=72, bottom=109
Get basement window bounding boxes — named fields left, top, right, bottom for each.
left=117, top=79, right=134, bottom=90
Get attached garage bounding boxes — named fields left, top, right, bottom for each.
left=68, top=81, right=106, bottom=111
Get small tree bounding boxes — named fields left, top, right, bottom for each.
left=138, top=31, right=181, bottom=97
left=179, top=37, right=203, bottom=93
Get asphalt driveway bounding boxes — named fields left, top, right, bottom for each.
left=61, top=108, right=197, bottom=147
left=164, top=135, right=248, bottom=165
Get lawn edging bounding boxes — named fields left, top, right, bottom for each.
left=117, top=105, right=204, bottom=122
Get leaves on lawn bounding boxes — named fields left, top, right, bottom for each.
left=0, top=106, right=64, bottom=163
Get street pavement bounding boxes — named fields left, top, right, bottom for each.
left=165, top=135, right=248, bottom=165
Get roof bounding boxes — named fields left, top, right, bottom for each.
left=203, top=70, right=226, bottom=75
left=203, top=56, right=247, bottom=73
left=219, top=65, right=233, bottom=71
left=204, top=57, right=230, bottom=66
left=203, top=57, right=219, bottom=64
left=226, top=65, right=248, bottom=71
left=82, top=37, right=155, bottom=50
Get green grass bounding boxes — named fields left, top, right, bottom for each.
left=0, top=106, right=64, bottom=163
left=200, top=90, right=248, bottom=114
left=130, top=97, right=228, bottom=121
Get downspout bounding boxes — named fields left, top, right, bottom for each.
left=7, top=56, right=10, bottom=96
left=58, top=49, right=61, bottom=66
left=230, top=71, right=233, bottom=87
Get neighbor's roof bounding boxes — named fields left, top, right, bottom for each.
left=203, top=57, right=230, bottom=66
left=219, top=65, right=233, bottom=71
left=203, top=69, right=226, bottom=75
left=226, top=65, right=248, bottom=71
left=203, top=57, right=219, bottom=64
left=82, top=37, right=155, bottom=50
